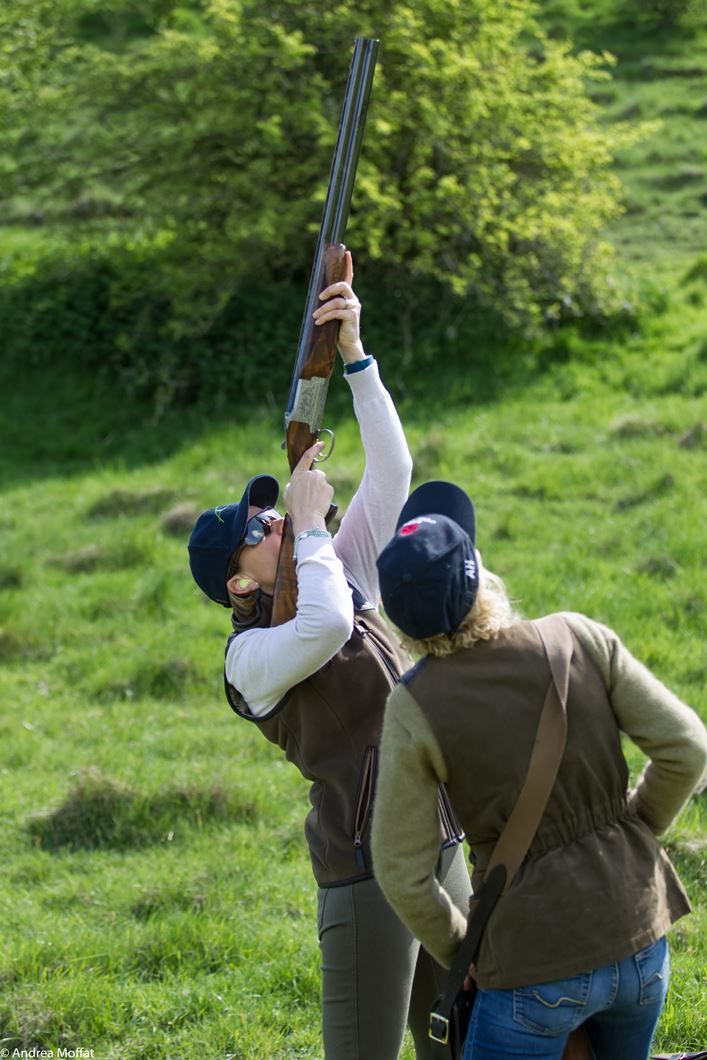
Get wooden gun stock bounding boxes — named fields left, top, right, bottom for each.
left=272, top=505, right=339, bottom=627
left=271, top=514, right=297, bottom=628
left=271, top=246, right=345, bottom=628
left=289, top=243, right=347, bottom=432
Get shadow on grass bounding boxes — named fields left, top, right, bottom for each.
left=94, top=656, right=195, bottom=701
left=86, top=485, right=179, bottom=518
left=0, top=358, right=230, bottom=489
left=614, top=472, right=676, bottom=511
left=54, top=538, right=151, bottom=573
left=28, top=769, right=258, bottom=852
left=0, top=994, right=68, bottom=1054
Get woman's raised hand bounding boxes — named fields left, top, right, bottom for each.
left=283, top=441, right=334, bottom=535
left=312, top=250, right=365, bottom=365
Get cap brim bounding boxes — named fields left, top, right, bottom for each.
left=397, top=481, right=475, bottom=544
left=245, top=474, right=280, bottom=512
left=229, top=474, right=280, bottom=555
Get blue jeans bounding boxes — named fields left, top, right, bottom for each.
left=462, top=936, right=669, bottom=1059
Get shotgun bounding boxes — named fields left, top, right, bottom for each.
left=271, top=36, right=379, bottom=627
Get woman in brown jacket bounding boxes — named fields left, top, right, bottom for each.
left=188, top=272, right=470, bottom=1059
left=372, top=480, right=707, bottom=1060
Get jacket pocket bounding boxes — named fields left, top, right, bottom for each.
left=352, top=745, right=378, bottom=872
left=513, top=973, right=591, bottom=1035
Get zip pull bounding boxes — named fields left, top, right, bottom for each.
left=353, top=833, right=367, bottom=872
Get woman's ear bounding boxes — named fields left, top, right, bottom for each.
left=226, top=573, right=259, bottom=597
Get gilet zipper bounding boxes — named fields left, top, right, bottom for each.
left=351, top=620, right=398, bottom=871
left=354, top=618, right=400, bottom=689
left=353, top=745, right=378, bottom=872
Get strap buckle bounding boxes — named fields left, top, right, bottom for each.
left=429, top=1011, right=450, bottom=1044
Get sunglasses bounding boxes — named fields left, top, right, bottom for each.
left=227, top=508, right=280, bottom=580
left=243, top=507, right=280, bottom=546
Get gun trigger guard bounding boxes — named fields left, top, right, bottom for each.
left=314, top=429, right=335, bottom=463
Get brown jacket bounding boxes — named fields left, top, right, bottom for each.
left=371, top=613, right=705, bottom=987
left=226, top=606, right=463, bottom=886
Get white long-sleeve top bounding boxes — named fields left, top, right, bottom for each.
left=225, top=360, right=413, bottom=717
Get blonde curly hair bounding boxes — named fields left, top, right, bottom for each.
left=397, top=555, right=520, bottom=658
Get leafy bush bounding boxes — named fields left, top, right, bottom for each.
left=0, top=0, right=640, bottom=341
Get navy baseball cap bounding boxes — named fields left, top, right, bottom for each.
left=377, top=481, right=479, bottom=639
left=188, top=474, right=279, bottom=606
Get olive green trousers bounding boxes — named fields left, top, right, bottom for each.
left=317, top=843, right=471, bottom=1060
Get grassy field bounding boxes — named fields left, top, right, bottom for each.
left=543, top=0, right=707, bottom=272
left=1, top=5, right=706, bottom=1059
left=1, top=269, right=705, bottom=1057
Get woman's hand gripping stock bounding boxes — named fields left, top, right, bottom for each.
left=284, top=441, right=335, bottom=539
left=312, top=250, right=365, bottom=366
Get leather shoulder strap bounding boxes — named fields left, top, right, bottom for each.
left=486, top=615, right=573, bottom=889
left=432, top=616, right=574, bottom=1033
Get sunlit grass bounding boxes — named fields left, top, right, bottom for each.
left=1, top=266, right=704, bottom=1055
left=1, top=4, right=706, bottom=1055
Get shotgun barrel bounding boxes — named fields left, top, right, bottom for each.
left=272, top=37, right=379, bottom=628
left=283, top=36, right=379, bottom=458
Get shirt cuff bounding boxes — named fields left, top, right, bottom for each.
left=343, top=355, right=374, bottom=375
left=342, top=357, right=382, bottom=399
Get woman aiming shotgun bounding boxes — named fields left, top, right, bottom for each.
left=188, top=254, right=471, bottom=1059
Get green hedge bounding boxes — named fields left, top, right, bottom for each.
left=1, top=0, right=642, bottom=338
left=1, top=235, right=531, bottom=411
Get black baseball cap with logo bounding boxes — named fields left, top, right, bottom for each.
left=188, top=474, right=279, bottom=606
left=377, top=481, right=479, bottom=639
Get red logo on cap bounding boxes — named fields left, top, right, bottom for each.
left=399, top=516, right=437, bottom=537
